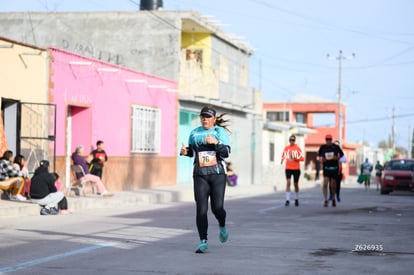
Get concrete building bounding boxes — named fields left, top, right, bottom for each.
left=263, top=94, right=360, bottom=179
left=49, top=47, right=178, bottom=191
left=0, top=9, right=262, bottom=186
left=0, top=37, right=52, bottom=172
left=1, top=36, right=179, bottom=191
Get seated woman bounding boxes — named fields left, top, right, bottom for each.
left=71, top=146, right=112, bottom=196
left=13, top=154, right=31, bottom=199
left=0, top=150, right=26, bottom=201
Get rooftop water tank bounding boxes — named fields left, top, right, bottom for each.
left=140, top=0, right=163, bottom=10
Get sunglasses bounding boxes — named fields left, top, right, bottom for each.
left=289, top=139, right=295, bottom=142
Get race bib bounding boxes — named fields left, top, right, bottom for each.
left=198, top=151, right=217, bottom=167
left=325, top=152, right=334, bottom=160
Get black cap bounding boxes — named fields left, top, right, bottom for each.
left=200, top=106, right=216, bottom=117
left=39, top=160, right=49, bottom=167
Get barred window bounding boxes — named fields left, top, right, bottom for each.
left=266, top=111, right=289, bottom=122
left=295, top=112, right=306, bottom=123
left=131, top=105, right=161, bottom=153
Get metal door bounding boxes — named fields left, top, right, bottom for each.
left=20, top=102, right=57, bottom=173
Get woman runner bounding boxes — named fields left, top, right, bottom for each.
left=180, top=105, right=231, bottom=253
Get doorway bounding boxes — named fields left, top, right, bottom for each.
left=1, top=98, right=56, bottom=173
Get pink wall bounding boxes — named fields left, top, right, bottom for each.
left=49, top=47, right=178, bottom=157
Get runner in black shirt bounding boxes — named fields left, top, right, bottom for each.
left=318, top=134, right=344, bottom=207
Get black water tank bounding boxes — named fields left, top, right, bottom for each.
left=140, top=0, right=163, bottom=10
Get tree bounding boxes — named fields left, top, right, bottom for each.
left=378, top=140, right=388, bottom=149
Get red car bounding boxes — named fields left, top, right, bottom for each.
left=381, top=158, right=414, bottom=195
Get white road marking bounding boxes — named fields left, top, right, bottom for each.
left=0, top=242, right=116, bottom=273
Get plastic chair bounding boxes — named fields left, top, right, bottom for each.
left=68, top=164, right=95, bottom=196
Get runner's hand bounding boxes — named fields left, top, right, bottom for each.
left=205, top=133, right=218, bottom=144
left=180, top=142, right=188, bottom=155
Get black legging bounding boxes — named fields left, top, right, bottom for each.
left=193, top=174, right=227, bottom=240
left=58, top=197, right=68, bottom=210
left=329, top=173, right=342, bottom=198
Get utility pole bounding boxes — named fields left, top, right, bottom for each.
left=327, top=50, right=355, bottom=144
left=391, top=106, right=396, bottom=151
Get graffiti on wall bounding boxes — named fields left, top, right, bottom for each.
left=61, top=39, right=123, bottom=65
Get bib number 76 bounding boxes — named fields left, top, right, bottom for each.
left=198, top=151, right=217, bottom=167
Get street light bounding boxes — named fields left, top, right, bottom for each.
left=327, top=50, right=355, bottom=144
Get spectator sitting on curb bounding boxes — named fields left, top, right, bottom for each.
left=30, top=160, right=70, bottom=215
left=0, top=150, right=26, bottom=201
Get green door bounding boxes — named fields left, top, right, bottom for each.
left=177, top=110, right=199, bottom=184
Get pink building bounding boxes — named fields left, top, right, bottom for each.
left=50, top=48, right=178, bottom=191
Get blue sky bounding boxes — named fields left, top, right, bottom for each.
left=1, top=0, right=413, bottom=150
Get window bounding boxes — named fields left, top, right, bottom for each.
left=131, top=105, right=161, bottom=153
left=219, top=55, right=229, bottom=82
left=266, top=111, right=289, bottom=122
left=240, top=64, right=248, bottom=87
left=269, top=142, right=275, bottom=162
left=349, top=152, right=356, bottom=167
left=295, top=112, right=306, bottom=123
left=186, top=49, right=203, bottom=64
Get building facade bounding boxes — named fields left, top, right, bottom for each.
left=264, top=94, right=359, bottom=178
left=0, top=37, right=53, bottom=172
left=0, top=10, right=262, bottom=186
left=1, top=36, right=179, bottom=191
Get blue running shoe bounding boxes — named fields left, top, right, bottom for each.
left=49, top=207, right=59, bottom=215
left=219, top=226, right=228, bottom=243
left=328, top=195, right=332, bottom=201
left=195, top=240, right=208, bottom=253
left=40, top=207, right=50, bottom=215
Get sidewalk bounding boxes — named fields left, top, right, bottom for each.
left=0, top=178, right=324, bottom=217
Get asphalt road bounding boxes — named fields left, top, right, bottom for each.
left=0, top=183, right=413, bottom=275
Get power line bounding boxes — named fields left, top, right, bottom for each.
left=347, top=112, right=414, bottom=125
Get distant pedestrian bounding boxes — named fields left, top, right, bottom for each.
left=318, top=134, right=344, bottom=207
left=280, top=135, right=304, bottom=206
left=361, top=158, right=373, bottom=190
left=180, top=105, right=231, bottom=253
left=374, top=160, right=383, bottom=191
left=226, top=162, right=238, bottom=187
left=89, top=140, right=108, bottom=179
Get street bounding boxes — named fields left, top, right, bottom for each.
left=0, top=182, right=413, bottom=275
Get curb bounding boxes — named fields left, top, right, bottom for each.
left=0, top=180, right=322, bottom=217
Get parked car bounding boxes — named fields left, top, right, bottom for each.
left=381, top=158, right=414, bottom=195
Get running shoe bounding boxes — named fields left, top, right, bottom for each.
left=219, top=226, right=228, bottom=243
left=332, top=200, right=336, bottom=207
left=49, top=207, right=59, bottom=215
left=336, top=195, right=341, bottom=202
left=195, top=240, right=208, bottom=253
left=295, top=199, right=299, bottom=207
left=11, top=194, right=27, bottom=201
left=324, top=201, right=328, bottom=207
left=40, top=207, right=50, bottom=215
left=285, top=200, right=290, bottom=206
left=328, top=195, right=332, bottom=201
